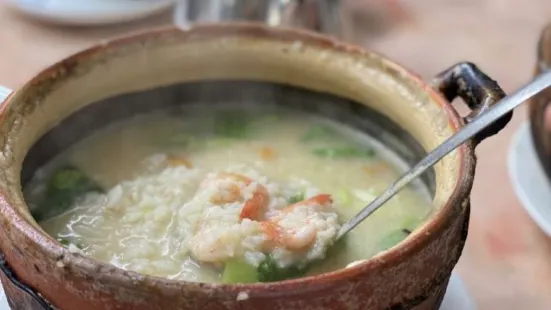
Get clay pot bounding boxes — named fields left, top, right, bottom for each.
left=0, top=24, right=511, bottom=310
left=530, top=23, right=551, bottom=182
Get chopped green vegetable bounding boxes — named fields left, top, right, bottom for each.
left=311, top=147, right=375, bottom=159
left=33, top=166, right=103, bottom=222
left=376, top=229, right=412, bottom=251
left=352, top=189, right=377, bottom=203
left=214, top=112, right=253, bottom=139
left=221, top=260, right=259, bottom=284
left=58, top=237, right=71, bottom=247
left=307, top=236, right=348, bottom=272
left=257, top=255, right=308, bottom=283
left=336, top=188, right=353, bottom=207
left=327, top=235, right=348, bottom=256
left=50, top=168, right=85, bottom=190
left=288, top=192, right=305, bottom=204
left=57, top=237, right=85, bottom=250
left=301, top=124, right=338, bottom=142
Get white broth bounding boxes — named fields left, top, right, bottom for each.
left=25, top=107, right=433, bottom=283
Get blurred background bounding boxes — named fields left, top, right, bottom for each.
left=1, top=0, right=551, bottom=309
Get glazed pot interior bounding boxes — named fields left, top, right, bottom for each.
left=2, top=26, right=461, bottom=249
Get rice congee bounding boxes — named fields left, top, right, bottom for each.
left=24, top=106, right=433, bottom=283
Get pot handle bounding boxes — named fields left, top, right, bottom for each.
left=0, top=254, right=54, bottom=309
left=430, top=62, right=512, bottom=145
left=0, top=85, right=11, bottom=104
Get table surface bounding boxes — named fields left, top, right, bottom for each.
left=1, top=1, right=551, bottom=309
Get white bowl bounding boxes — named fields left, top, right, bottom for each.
left=5, top=0, right=175, bottom=26
left=508, top=122, right=551, bottom=237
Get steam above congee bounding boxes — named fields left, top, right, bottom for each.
left=24, top=106, right=432, bottom=283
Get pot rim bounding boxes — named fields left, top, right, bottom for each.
left=0, top=23, right=473, bottom=295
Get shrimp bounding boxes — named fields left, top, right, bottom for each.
left=239, top=186, right=269, bottom=221
left=261, top=194, right=333, bottom=251
left=189, top=229, right=239, bottom=263
left=198, top=172, right=270, bottom=220
left=261, top=221, right=317, bottom=251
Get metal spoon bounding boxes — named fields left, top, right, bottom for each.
left=336, top=70, right=551, bottom=240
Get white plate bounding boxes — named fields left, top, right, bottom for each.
left=5, top=0, right=175, bottom=26
left=441, top=273, right=476, bottom=310
left=508, top=122, right=551, bottom=237
left=0, top=285, right=5, bottom=310
left=0, top=271, right=474, bottom=309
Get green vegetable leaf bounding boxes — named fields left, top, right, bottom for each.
left=221, top=260, right=259, bottom=284
left=301, top=124, right=338, bottom=142
left=257, top=255, right=308, bottom=283
left=57, top=237, right=85, bottom=250
left=33, top=166, right=103, bottom=222
left=377, top=229, right=411, bottom=252
left=214, top=112, right=253, bottom=139
left=311, top=147, right=375, bottom=159
left=288, top=192, right=305, bottom=204
left=50, top=168, right=85, bottom=190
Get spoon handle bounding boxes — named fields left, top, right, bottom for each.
left=337, top=70, right=551, bottom=240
